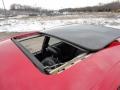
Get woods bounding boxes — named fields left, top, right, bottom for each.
left=0, top=1, right=120, bottom=18
left=59, top=1, right=120, bottom=13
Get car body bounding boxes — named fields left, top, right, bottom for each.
left=0, top=24, right=120, bottom=90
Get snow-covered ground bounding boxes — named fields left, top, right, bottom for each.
left=0, top=16, right=120, bottom=32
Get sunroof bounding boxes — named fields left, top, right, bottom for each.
left=41, top=24, right=120, bottom=51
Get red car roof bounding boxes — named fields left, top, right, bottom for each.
left=0, top=39, right=120, bottom=90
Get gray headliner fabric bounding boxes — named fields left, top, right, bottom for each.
left=41, top=24, right=120, bottom=51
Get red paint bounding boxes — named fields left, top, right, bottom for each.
left=0, top=32, right=39, bottom=41
left=13, top=32, right=39, bottom=39
left=0, top=39, right=120, bottom=90
left=108, top=40, right=120, bottom=48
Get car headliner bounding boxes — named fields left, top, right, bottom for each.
left=41, top=24, right=120, bottom=51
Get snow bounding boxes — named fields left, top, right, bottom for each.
left=0, top=17, right=120, bottom=32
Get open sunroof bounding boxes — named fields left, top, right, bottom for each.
left=41, top=24, right=120, bottom=51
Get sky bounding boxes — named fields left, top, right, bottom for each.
left=0, top=0, right=115, bottom=10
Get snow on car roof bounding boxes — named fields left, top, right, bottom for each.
left=41, top=24, right=120, bottom=51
